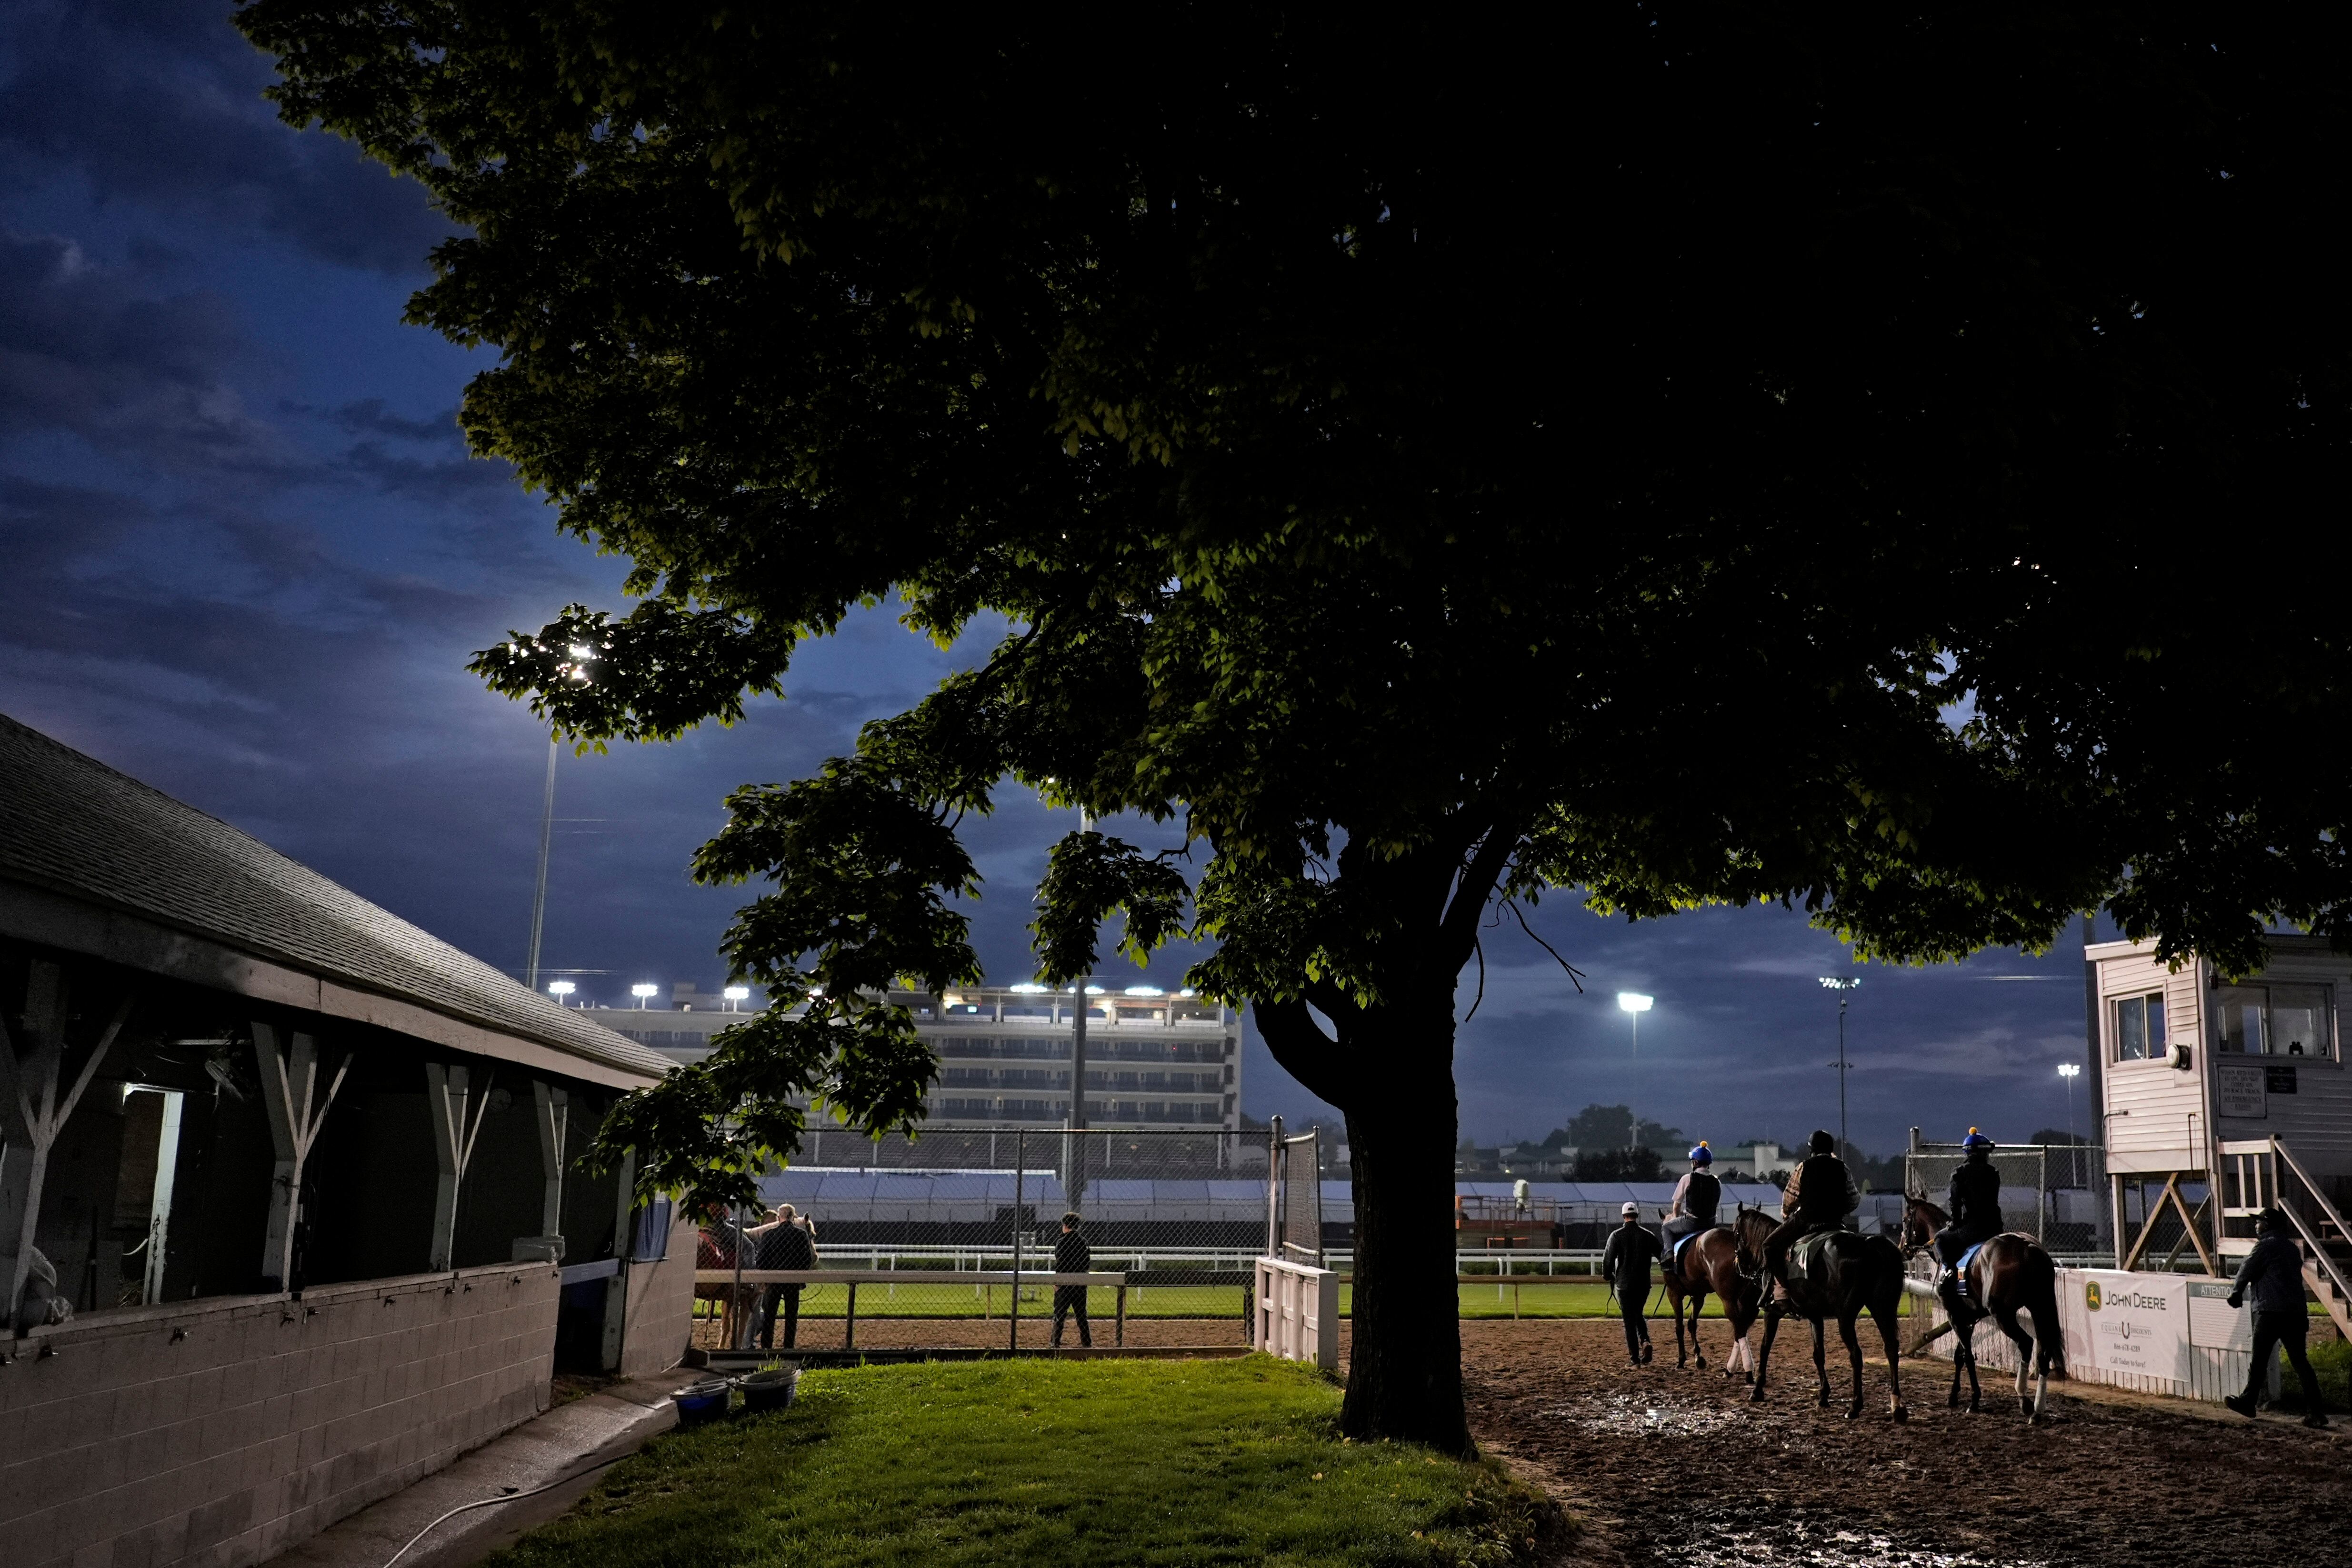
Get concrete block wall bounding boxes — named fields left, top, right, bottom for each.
left=0, top=1262, right=560, bottom=1568
left=618, top=1211, right=698, bottom=1379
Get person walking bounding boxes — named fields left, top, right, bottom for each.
left=1051, top=1211, right=1093, bottom=1349
left=2224, top=1207, right=2328, bottom=1428
left=753, top=1203, right=818, bottom=1350
left=1602, top=1200, right=1662, bottom=1365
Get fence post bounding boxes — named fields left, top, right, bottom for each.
left=1010, top=1129, right=1024, bottom=1352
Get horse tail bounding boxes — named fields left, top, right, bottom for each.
left=2026, top=1252, right=2066, bottom=1377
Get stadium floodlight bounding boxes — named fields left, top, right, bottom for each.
left=723, top=985, right=751, bottom=1011
left=1616, top=992, right=1653, bottom=1063
left=1124, top=986, right=1165, bottom=996
left=1009, top=982, right=1050, bottom=993
left=631, top=983, right=659, bottom=1009
left=2059, top=1061, right=2082, bottom=1142
left=1083, top=984, right=1105, bottom=995
left=1819, top=978, right=1861, bottom=1149
left=547, top=980, right=576, bottom=1005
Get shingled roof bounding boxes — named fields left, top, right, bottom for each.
left=0, top=712, right=671, bottom=1081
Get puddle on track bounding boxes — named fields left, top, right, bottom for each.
left=1543, top=1391, right=1750, bottom=1438
left=1648, top=1519, right=2048, bottom=1568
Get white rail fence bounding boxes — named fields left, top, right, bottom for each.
left=1253, top=1256, right=1338, bottom=1370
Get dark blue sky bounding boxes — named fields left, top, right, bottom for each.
left=0, top=2, right=2102, bottom=1155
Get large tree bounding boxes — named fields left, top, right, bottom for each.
left=240, top=4, right=2352, bottom=1449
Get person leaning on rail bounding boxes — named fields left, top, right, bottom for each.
left=1602, top=1200, right=1662, bottom=1366
left=2224, top=1207, right=2329, bottom=1429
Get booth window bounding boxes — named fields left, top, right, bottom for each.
left=2112, top=992, right=2166, bottom=1061
left=2213, top=984, right=2335, bottom=1059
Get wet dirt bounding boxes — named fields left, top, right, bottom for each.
left=1460, top=1318, right=2351, bottom=1567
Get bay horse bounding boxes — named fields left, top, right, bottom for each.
left=1899, top=1196, right=2067, bottom=1422
left=1733, top=1207, right=1909, bottom=1420
left=1660, top=1217, right=1764, bottom=1375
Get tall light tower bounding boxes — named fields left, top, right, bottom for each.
left=2058, top=1062, right=2082, bottom=1142
left=1819, top=978, right=1861, bottom=1151
left=631, top=983, right=659, bottom=1010
left=1617, top=993, right=1654, bottom=1143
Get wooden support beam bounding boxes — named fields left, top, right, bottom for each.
left=532, top=1079, right=569, bottom=1243
left=2, top=962, right=134, bottom=1329
left=424, top=1062, right=492, bottom=1272
left=255, top=1024, right=351, bottom=1293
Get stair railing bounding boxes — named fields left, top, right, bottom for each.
left=2219, top=1135, right=2352, bottom=1337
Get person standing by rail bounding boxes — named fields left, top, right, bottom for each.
left=2225, top=1207, right=2329, bottom=1429
left=1603, top=1200, right=1661, bottom=1365
left=1051, top=1211, right=1093, bottom=1349
left=754, top=1203, right=818, bottom=1350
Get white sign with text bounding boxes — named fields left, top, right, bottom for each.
left=2074, top=1269, right=2188, bottom=1384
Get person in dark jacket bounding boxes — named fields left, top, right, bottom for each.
left=1602, top=1201, right=1662, bottom=1364
left=1762, top=1130, right=1858, bottom=1291
left=1051, top=1211, right=1093, bottom=1348
left=2224, top=1207, right=2328, bottom=1428
left=1936, top=1128, right=2005, bottom=1305
left=753, top=1204, right=818, bottom=1350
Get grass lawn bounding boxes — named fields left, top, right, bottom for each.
left=489, top=1358, right=1557, bottom=1568
left=698, top=1278, right=1912, bottom=1321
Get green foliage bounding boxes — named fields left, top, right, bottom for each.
left=1572, top=1147, right=1666, bottom=1183
left=484, top=1358, right=1561, bottom=1567
left=236, top=1, right=2352, bottom=1430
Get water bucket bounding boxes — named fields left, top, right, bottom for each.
left=671, top=1378, right=732, bottom=1426
left=741, top=1366, right=799, bottom=1415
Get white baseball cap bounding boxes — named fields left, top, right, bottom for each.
left=1621, top=1201, right=1640, bottom=1216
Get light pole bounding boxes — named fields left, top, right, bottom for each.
left=631, top=983, right=658, bottom=1010
left=547, top=980, right=576, bottom=1008
left=2059, top=1062, right=2081, bottom=1142
left=1820, top=978, right=1861, bottom=1151
left=1617, top=993, right=1653, bottom=1142
left=723, top=985, right=751, bottom=1013
left=525, top=735, right=558, bottom=992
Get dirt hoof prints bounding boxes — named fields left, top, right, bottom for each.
left=1460, top=1319, right=2347, bottom=1567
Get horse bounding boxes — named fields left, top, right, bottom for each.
left=1659, top=1214, right=1765, bottom=1375
left=1899, top=1195, right=2067, bottom=1422
left=1732, top=1207, right=1909, bottom=1420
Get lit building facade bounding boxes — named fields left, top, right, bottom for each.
left=609, top=981, right=1241, bottom=1133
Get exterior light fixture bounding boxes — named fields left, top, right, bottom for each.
left=631, top=983, right=659, bottom=1009
left=1819, top=978, right=1861, bottom=1150
left=1123, top=986, right=1165, bottom=997
left=1008, top=982, right=1050, bottom=994
left=1616, top=991, right=1654, bottom=1063
left=723, top=985, right=751, bottom=1012
left=547, top=980, right=576, bottom=1005
left=2058, top=1061, right=2082, bottom=1144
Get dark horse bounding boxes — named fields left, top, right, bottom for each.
left=1660, top=1219, right=1764, bottom=1374
left=1733, top=1207, right=1909, bottom=1420
left=1899, top=1196, right=2067, bottom=1422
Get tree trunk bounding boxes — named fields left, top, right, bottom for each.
left=1337, top=1015, right=1470, bottom=1454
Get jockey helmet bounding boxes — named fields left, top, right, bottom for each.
left=1961, top=1127, right=1995, bottom=1153
left=1688, top=1141, right=1713, bottom=1166
left=1809, top=1129, right=1837, bottom=1155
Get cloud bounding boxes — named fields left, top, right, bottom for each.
left=0, top=0, right=450, bottom=276
left=0, top=230, right=295, bottom=479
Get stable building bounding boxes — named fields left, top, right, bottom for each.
left=0, top=714, right=695, bottom=1568
left=2089, top=935, right=2352, bottom=1335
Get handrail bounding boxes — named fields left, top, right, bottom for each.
left=2220, top=1136, right=2352, bottom=1318
left=2270, top=1137, right=2352, bottom=1248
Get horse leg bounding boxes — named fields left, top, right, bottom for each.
left=1996, top=1307, right=2038, bottom=1422
left=1749, top=1301, right=1782, bottom=1402
left=1961, top=1313, right=1983, bottom=1413
left=1810, top=1315, right=1831, bottom=1408
left=1838, top=1312, right=1866, bottom=1418
left=1873, top=1296, right=1908, bottom=1422
left=1690, top=1287, right=1709, bottom=1370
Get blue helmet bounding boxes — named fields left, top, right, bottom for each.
left=1687, top=1141, right=1713, bottom=1167
left=1961, top=1127, right=1995, bottom=1152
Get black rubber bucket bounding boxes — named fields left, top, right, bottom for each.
left=741, top=1367, right=799, bottom=1415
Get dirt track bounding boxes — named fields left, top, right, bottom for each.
left=1460, top=1318, right=2352, bottom=1567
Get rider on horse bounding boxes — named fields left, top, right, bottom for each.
left=1662, top=1142, right=1721, bottom=1253
left=1934, top=1128, right=2004, bottom=1300
left=1762, top=1129, right=1858, bottom=1292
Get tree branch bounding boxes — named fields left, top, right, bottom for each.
left=1437, top=821, right=1521, bottom=964
left=1253, top=996, right=1355, bottom=1109
left=1503, top=900, right=1585, bottom=992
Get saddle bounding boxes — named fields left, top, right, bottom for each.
left=1783, top=1226, right=1846, bottom=1290
left=1670, top=1231, right=1702, bottom=1270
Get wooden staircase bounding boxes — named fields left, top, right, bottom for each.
left=2219, top=1136, right=2352, bottom=1341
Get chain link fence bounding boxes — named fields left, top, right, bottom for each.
left=1904, top=1140, right=2112, bottom=1258
left=696, top=1127, right=1279, bottom=1355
